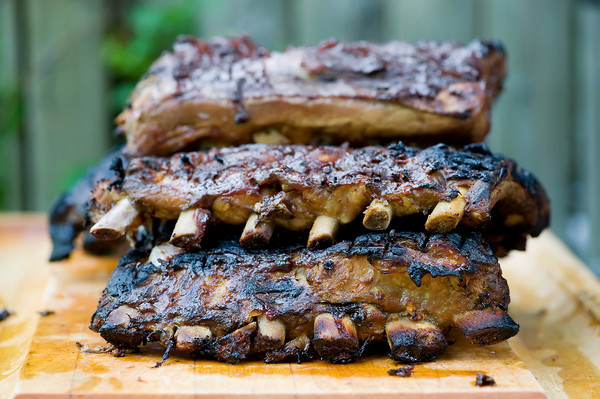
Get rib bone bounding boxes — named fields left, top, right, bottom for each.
left=240, top=214, right=274, bottom=249
left=307, top=216, right=339, bottom=249
left=175, top=326, right=213, bottom=352
left=313, top=313, right=359, bottom=363
left=265, top=334, right=311, bottom=364
left=170, top=208, right=211, bottom=249
left=104, top=306, right=139, bottom=328
left=90, top=197, right=139, bottom=240
left=148, top=243, right=184, bottom=266
left=97, top=306, right=141, bottom=349
left=454, top=308, right=519, bottom=345
left=214, top=322, right=257, bottom=364
left=255, top=314, right=286, bottom=352
left=363, top=199, right=393, bottom=230
left=385, top=317, right=448, bottom=363
left=425, top=187, right=469, bottom=233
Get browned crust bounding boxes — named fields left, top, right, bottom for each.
left=89, top=230, right=517, bottom=364
left=86, top=142, right=549, bottom=253
left=454, top=309, right=519, bottom=345
left=386, top=319, right=448, bottom=363
left=117, top=36, right=506, bottom=155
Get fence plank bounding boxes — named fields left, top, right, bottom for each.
left=382, top=0, right=476, bottom=42
left=22, top=0, right=109, bottom=211
left=575, top=2, right=600, bottom=274
left=477, top=0, right=574, bottom=243
left=195, top=0, right=287, bottom=50
left=291, top=0, right=383, bottom=45
left=0, top=0, right=23, bottom=210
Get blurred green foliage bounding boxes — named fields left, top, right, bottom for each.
left=0, top=83, right=21, bottom=138
left=0, top=83, right=21, bottom=208
left=102, top=0, right=198, bottom=116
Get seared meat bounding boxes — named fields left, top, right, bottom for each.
left=49, top=147, right=127, bottom=261
left=90, top=230, right=518, bottom=364
left=86, top=143, right=549, bottom=253
left=117, top=36, right=506, bottom=156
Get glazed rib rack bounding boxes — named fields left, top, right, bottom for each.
left=91, top=230, right=517, bottom=364
left=86, top=142, right=549, bottom=254
left=117, top=36, right=506, bottom=156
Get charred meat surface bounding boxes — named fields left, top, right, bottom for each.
left=90, top=230, right=518, bottom=364
left=87, top=143, right=549, bottom=253
left=117, top=36, right=506, bottom=156
left=49, top=147, right=126, bottom=261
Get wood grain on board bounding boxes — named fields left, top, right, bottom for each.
left=1, top=214, right=598, bottom=398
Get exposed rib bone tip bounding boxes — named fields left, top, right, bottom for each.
left=363, top=198, right=393, bottom=230
left=170, top=208, right=211, bottom=249
left=454, top=308, right=519, bottom=345
left=264, top=334, right=311, bottom=364
left=240, top=213, right=274, bottom=249
left=255, top=314, right=286, bottom=352
left=313, top=313, right=359, bottom=363
left=386, top=317, right=448, bottom=363
left=307, top=215, right=339, bottom=249
left=425, top=186, right=468, bottom=233
left=104, top=306, right=139, bottom=328
left=214, top=322, right=257, bottom=364
left=148, top=243, right=184, bottom=266
left=90, top=197, right=139, bottom=240
left=175, top=326, right=213, bottom=352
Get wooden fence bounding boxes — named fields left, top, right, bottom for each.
left=1, top=0, right=599, bottom=273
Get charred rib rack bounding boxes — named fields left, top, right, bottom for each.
left=86, top=143, right=549, bottom=253
left=90, top=230, right=518, bottom=364
left=117, top=36, right=506, bottom=156
left=49, top=147, right=127, bottom=261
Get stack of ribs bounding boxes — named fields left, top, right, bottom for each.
left=49, top=36, right=549, bottom=365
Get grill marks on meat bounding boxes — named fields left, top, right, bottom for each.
left=90, top=231, right=518, bottom=364
left=86, top=143, right=549, bottom=253
left=117, top=36, right=506, bottom=156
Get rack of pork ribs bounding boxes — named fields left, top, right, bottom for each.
left=86, top=143, right=548, bottom=256
left=117, top=35, right=506, bottom=156
left=48, top=36, right=551, bottom=365
left=91, top=230, right=516, bottom=364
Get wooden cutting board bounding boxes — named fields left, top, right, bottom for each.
left=1, top=214, right=600, bottom=398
